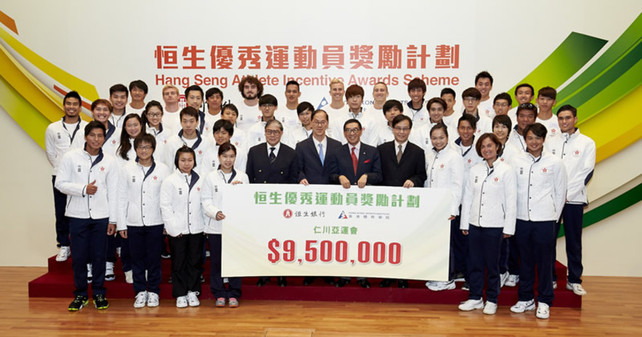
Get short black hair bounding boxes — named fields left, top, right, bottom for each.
left=109, top=84, right=128, bottom=97
left=259, top=94, right=278, bottom=106
left=296, top=102, right=314, bottom=115
left=392, top=114, right=412, bottom=129
left=382, top=99, right=403, bottom=116
left=63, top=91, right=81, bottom=106
left=206, top=87, right=223, bottom=100
left=129, top=80, right=148, bottom=94
left=475, top=71, right=493, bottom=86
left=493, top=92, right=512, bottom=106
left=174, top=145, right=196, bottom=169
left=84, top=120, right=106, bottom=137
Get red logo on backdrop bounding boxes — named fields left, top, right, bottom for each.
left=283, top=209, right=293, bottom=218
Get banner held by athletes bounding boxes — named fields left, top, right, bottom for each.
left=221, top=184, right=452, bottom=280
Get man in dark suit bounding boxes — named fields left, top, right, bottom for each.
left=331, top=118, right=383, bottom=187
left=246, top=120, right=299, bottom=184
left=296, top=109, right=341, bottom=185
left=295, top=109, right=341, bottom=286
left=377, top=114, right=427, bottom=288
left=246, top=119, right=298, bottom=287
left=378, top=114, right=426, bottom=188
left=331, top=118, right=383, bottom=288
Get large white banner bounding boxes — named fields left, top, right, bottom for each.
left=221, top=184, right=452, bottom=280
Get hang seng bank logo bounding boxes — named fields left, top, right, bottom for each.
left=283, top=209, right=293, bottom=218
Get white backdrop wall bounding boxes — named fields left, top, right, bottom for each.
left=0, top=0, right=641, bottom=275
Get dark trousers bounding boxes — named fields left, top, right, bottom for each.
left=128, top=225, right=164, bottom=295
left=106, top=234, right=131, bottom=272
left=52, top=176, right=70, bottom=247
left=515, top=219, right=555, bottom=306
left=169, top=233, right=204, bottom=298
left=69, top=217, right=108, bottom=297
left=499, top=236, right=520, bottom=274
left=553, top=204, right=584, bottom=284
left=467, top=226, right=503, bottom=303
left=451, top=216, right=468, bottom=279
left=208, top=234, right=241, bottom=299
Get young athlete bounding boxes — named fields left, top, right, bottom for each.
left=202, top=142, right=249, bottom=308
left=160, top=146, right=205, bottom=308
left=117, top=134, right=170, bottom=308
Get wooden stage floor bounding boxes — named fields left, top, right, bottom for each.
left=2, top=267, right=641, bottom=336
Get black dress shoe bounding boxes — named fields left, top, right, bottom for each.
left=358, top=279, right=371, bottom=288
left=398, top=280, right=408, bottom=288
left=256, top=277, right=269, bottom=287
left=379, top=279, right=392, bottom=287
left=277, top=276, right=287, bottom=287
left=303, top=277, right=315, bottom=286
left=335, top=278, right=349, bottom=287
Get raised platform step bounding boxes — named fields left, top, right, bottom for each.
left=30, top=256, right=581, bottom=307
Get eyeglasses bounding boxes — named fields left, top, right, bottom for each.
left=265, top=129, right=282, bottom=135
left=344, top=128, right=361, bottom=134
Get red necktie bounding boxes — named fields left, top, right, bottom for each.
left=351, top=146, right=358, bottom=176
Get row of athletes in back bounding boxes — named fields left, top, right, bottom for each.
left=47, top=72, right=594, bottom=319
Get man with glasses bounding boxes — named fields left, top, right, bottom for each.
left=461, top=87, right=492, bottom=136
left=330, top=118, right=383, bottom=288
left=247, top=119, right=299, bottom=287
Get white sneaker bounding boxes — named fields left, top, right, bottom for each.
left=87, top=263, right=92, bottom=283
left=566, top=282, right=587, bottom=296
left=176, top=296, right=188, bottom=308
left=483, top=301, right=498, bottom=315
left=124, top=270, right=133, bottom=284
left=56, top=246, right=70, bottom=262
left=505, top=274, right=519, bottom=287
left=536, top=302, right=550, bottom=319
left=105, top=262, right=115, bottom=281
left=427, top=280, right=456, bottom=291
left=134, top=291, right=147, bottom=308
left=147, top=292, right=159, bottom=307
left=552, top=281, right=557, bottom=289
left=458, top=298, right=484, bottom=311
left=510, top=299, right=535, bottom=313
left=500, top=271, right=510, bottom=288
left=187, top=291, right=200, bottom=307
